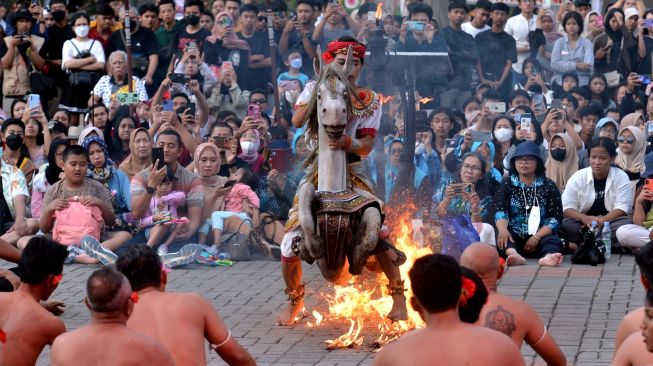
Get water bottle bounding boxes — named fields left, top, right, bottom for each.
left=591, top=220, right=597, bottom=235
left=602, top=222, right=612, bottom=259
left=218, top=252, right=231, bottom=260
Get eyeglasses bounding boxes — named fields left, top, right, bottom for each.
left=618, top=135, right=636, bottom=144
left=461, top=164, right=482, bottom=172
left=250, top=99, right=266, bottom=104
left=258, top=16, right=267, bottom=21
left=515, top=157, right=536, bottom=164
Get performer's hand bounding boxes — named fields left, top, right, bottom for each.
left=328, top=135, right=348, bottom=150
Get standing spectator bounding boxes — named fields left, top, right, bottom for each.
left=462, top=0, right=492, bottom=38
left=171, top=0, right=211, bottom=61
left=108, top=7, right=159, bottom=93
left=236, top=4, right=271, bottom=92
left=551, top=11, right=594, bottom=87
left=505, top=0, right=538, bottom=84
left=39, top=0, right=74, bottom=113
left=637, top=10, right=653, bottom=75
left=206, top=63, right=249, bottom=118
left=279, top=0, right=316, bottom=77
left=200, top=10, right=215, bottom=31
left=88, top=3, right=115, bottom=56
left=61, top=13, right=106, bottom=122
left=139, top=3, right=160, bottom=31
left=154, top=0, right=184, bottom=86
left=203, top=11, right=250, bottom=80
left=575, top=0, right=592, bottom=20
left=0, top=11, right=45, bottom=113
left=583, top=11, right=605, bottom=42
left=599, top=8, right=636, bottom=78
left=312, top=1, right=358, bottom=51
left=528, top=9, right=562, bottom=78
left=440, top=0, right=477, bottom=109
left=225, top=0, right=242, bottom=29
left=476, top=3, right=517, bottom=99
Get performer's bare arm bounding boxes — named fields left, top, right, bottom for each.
left=292, top=105, right=308, bottom=128
left=328, top=135, right=374, bottom=156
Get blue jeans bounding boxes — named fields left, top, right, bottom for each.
left=199, top=211, right=251, bottom=234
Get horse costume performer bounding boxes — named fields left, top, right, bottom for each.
left=278, top=38, right=408, bottom=326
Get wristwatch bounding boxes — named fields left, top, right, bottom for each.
left=146, top=186, right=156, bottom=194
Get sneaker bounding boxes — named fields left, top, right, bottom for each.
left=64, top=246, right=78, bottom=264
left=80, top=236, right=118, bottom=265
left=157, top=244, right=169, bottom=256
left=161, top=244, right=202, bottom=268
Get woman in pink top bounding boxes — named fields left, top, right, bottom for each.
left=198, top=167, right=260, bottom=256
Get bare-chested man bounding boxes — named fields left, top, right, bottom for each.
left=372, top=254, right=524, bottom=366
left=460, top=242, right=567, bottom=366
left=116, top=245, right=256, bottom=365
left=613, top=289, right=653, bottom=365
left=50, top=267, right=174, bottom=366
left=0, top=237, right=67, bottom=366
left=614, top=241, right=653, bottom=354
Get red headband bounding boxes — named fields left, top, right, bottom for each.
left=322, top=41, right=367, bottom=64
left=460, top=277, right=477, bottom=307
left=0, top=329, right=6, bottom=343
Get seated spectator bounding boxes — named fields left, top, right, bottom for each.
left=31, top=139, right=68, bottom=220
left=551, top=11, right=594, bottom=87
left=461, top=243, right=567, bottom=366
left=238, top=128, right=268, bottom=177
left=119, top=127, right=153, bottom=181
left=540, top=107, right=583, bottom=151
left=105, top=114, right=136, bottom=165
left=372, top=254, right=524, bottom=366
left=201, top=10, right=215, bottom=31
left=9, top=99, right=27, bottom=120
left=612, top=289, right=653, bottom=365
left=588, top=73, right=617, bottom=111
left=492, top=115, right=518, bottom=172
left=545, top=133, right=580, bottom=191
left=577, top=103, right=602, bottom=147
left=115, top=245, right=256, bottom=365
left=432, top=152, right=496, bottom=246
left=36, top=145, right=116, bottom=263
left=140, top=169, right=186, bottom=254
left=206, top=62, right=249, bottom=119
left=495, top=141, right=564, bottom=267
left=21, top=104, right=51, bottom=167
left=89, top=50, right=149, bottom=107
left=1, top=119, right=37, bottom=190
left=561, top=138, right=633, bottom=251
left=616, top=126, right=646, bottom=191
left=515, top=57, right=554, bottom=103
left=49, top=267, right=175, bottom=366
left=383, top=138, right=430, bottom=207
left=0, top=237, right=67, bottom=366
left=616, top=155, right=653, bottom=251
left=620, top=112, right=646, bottom=130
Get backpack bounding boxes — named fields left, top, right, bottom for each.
left=570, top=226, right=606, bottom=266
left=53, top=201, right=103, bottom=246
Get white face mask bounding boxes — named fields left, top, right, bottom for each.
left=240, top=141, right=257, bottom=154
left=75, top=25, right=90, bottom=38
left=494, top=127, right=514, bottom=142
left=415, top=142, right=425, bottom=155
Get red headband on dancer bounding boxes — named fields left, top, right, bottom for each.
left=322, top=41, right=367, bottom=64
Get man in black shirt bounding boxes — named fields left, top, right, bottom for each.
left=279, top=0, right=316, bottom=77
left=475, top=2, right=517, bottom=99
left=171, top=0, right=211, bottom=62
left=440, top=0, right=477, bottom=109
left=38, top=0, right=74, bottom=113
left=237, top=4, right=271, bottom=92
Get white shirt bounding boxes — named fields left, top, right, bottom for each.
left=462, top=22, right=490, bottom=38
left=505, top=13, right=537, bottom=73
left=62, top=38, right=106, bottom=71
left=562, top=166, right=633, bottom=215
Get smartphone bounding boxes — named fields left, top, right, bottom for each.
left=220, top=16, right=232, bottom=27
left=596, top=15, right=604, bottom=27
left=169, top=73, right=188, bottom=84
left=531, top=65, right=540, bottom=75
left=639, top=75, right=652, bottom=85
left=520, top=113, right=532, bottom=132
left=551, top=99, right=562, bottom=109
left=222, top=61, right=233, bottom=70
left=367, top=11, right=375, bottom=21
left=152, top=147, right=165, bottom=169
left=27, top=94, right=40, bottom=109
left=213, top=136, right=228, bottom=148
left=470, top=130, right=492, bottom=142
left=279, top=80, right=300, bottom=91
left=269, top=148, right=293, bottom=172
left=487, top=102, right=506, bottom=113
left=647, top=121, right=653, bottom=136
left=644, top=19, right=653, bottom=28
left=646, top=178, right=653, bottom=191
left=186, top=41, right=197, bottom=50
left=445, top=138, right=458, bottom=149
left=407, top=21, right=425, bottom=31
left=162, top=99, right=174, bottom=112
left=248, top=104, right=261, bottom=120
left=186, top=102, right=196, bottom=116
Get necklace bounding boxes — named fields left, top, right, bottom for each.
left=520, top=180, right=538, bottom=214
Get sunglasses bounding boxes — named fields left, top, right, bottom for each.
left=258, top=16, right=267, bottom=21
left=618, top=135, right=636, bottom=144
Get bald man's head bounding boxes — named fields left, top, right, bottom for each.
left=86, top=267, right=133, bottom=313
left=460, top=242, right=500, bottom=279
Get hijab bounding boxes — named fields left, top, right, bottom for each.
left=119, top=128, right=152, bottom=181
left=238, top=128, right=261, bottom=164
left=539, top=9, right=562, bottom=44
left=215, top=12, right=250, bottom=50
left=471, top=141, right=503, bottom=183
left=605, top=8, right=625, bottom=41
left=620, top=112, right=643, bottom=129
left=616, top=126, right=646, bottom=174
left=583, top=11, right=602, bottom=41
left=193, top=142, right=221, bottom=178
left=82, top=135, right=118, bottom=183
left=545, top=133, right=579, bottom=191
left=78, top=126, right=104, bottom=146
left=44, top=139, right=69, bottom=185
left=292, top=127, right=306, bottom=154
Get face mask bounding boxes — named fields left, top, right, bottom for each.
left=240, top=141, right=257, bottom=154
left=5, top=134, right=23, bottom=151
left=74, top=25, right=89, bottom=38
left=51, top=10, right=66, bottom=23
left=290, top=58, right=302, bottom=69
left=186, top=14, right=200, bottom=26
left=414, top=142, right=425, bottom=155
left=494, top=128, right=514, bottom=143
left=550, top=148, right=566, bottom=161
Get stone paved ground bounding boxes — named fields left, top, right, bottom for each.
left=0, top=253, right=644, bottom=365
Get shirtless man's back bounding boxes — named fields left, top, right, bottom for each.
left=0, top=237, right=68, bottom=366
left=613, top=332, right=653, bottom=366
left=50, top=323, right=174, bottom=366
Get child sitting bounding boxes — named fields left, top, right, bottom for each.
left=199, top=167, right=260, bottom=256
left=140, top=170, right=187, bottom=255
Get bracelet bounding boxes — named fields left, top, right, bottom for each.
left=211, top=329, right=231, bottom=350
left=342, top=136, right=352, bottom=151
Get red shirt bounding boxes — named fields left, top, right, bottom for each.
left=88, top=27, right=110, bottom=55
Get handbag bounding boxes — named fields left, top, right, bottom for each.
left=218, top=220, right=253, bottom=261
left=67, top=39, right=100, bottom=87
left=29, top=72, right=56, bottom=97
left=570, top=226, right=605, bottom=266
left=603, top=39, right=624, bottom=88
left=441, top=215, right=481, bottom=262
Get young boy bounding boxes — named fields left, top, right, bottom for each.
left=277, top=50, right=310, bottom=89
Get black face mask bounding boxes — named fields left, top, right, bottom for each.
left=51, top=10, right=66, bottom=23
left=185, top=14, right=200, bottom=26
left=5, top=134, right=23, bottom=151
left=551, top=148, right=566, bottom=162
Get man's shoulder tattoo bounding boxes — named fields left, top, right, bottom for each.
left=484, top=304, right=517, bottom=337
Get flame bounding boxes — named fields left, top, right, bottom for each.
left=375, top=3, right=383, bottom=20
left=419, top=97, right=433, bottom=104
left=308, top=200, right=434, bottom=350
left=379, top=94, right=394, bottom=105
